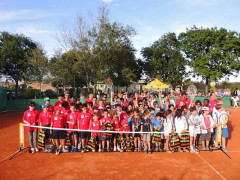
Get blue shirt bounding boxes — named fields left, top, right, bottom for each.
left=128, top=118, right=132, bottom=131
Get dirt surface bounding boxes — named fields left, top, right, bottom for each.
left=0, top=109, right=240, bottom=180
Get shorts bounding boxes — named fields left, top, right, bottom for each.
left=79, top=132, right=91, bottom=139
left=42, top=125, right=51, bottom=139
left=189, top=126, right=200, bottom=137
left=222, top=128, right=229, bottom=138
left=134, top=133, right=141, bottom=138
left=52, top=130, right=65, bottom=140
left=143, top=133, right=151, bottom=142
left=200, top=132, right=211, bottom=141
left=69, top=131, right=78, bottom=136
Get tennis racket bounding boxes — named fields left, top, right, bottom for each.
left=187, top=85, right=197, bottom=100
left=216, top=113, right=229, bottom=147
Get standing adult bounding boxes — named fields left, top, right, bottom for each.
left=85, top=93, right=93, bottom=104
left=176, top=92, right=190, bottom=109
left=64, top=92, right=72, bottom=107
left=54, top=93, right=65, bottom=110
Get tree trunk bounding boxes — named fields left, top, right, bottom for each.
left=205, top=77, right=209, bottom=96
left=39, top=82, right=42, bottom=98
left=15, top=79, right=18, bottom=98
left=94, top=84, right=97, bottom=96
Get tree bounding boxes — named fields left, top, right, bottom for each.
left=25, top=46, right=48, bottom=98
left=141, top=32, right=187, bottom=88
left=179, top=26, right=240, bottom=93
left=0, top=31, right=37, bottom=97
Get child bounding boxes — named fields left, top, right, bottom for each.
left=39, top=104, right=52, bottom=152
left=91, top=113, right=101, bottom=152
left=132, top=109, right=142, bottom=152
left=152, top=112, right=163, bottom=152
left=188, top=107, right=200, bottom=153
left=120, top=106, right=128, bottom=123
left=51, top=108, right=68, bottom=155
left=213, top=104, right=229, bottom=152
left=66, top=104, right=78, bottom=152
left=100, top=110, right=112, bottom=152
left=23, top=102, right=40, bottom=153
left=164, top=109, right=174, bottom=153
left=77, top=104, right=92, bottom=153
left=127, top=111, right=134, bottom=131
left=141, top=110, right=153, bottom=154
left=195, top=100, right=202, bottom=115
left=199, top=107, right=214, bottom=151
left=175, top=109, right=189, bottom=152
left=110, top=110, right=120, bottom=152
left=149, top=107, right=155, bottom=125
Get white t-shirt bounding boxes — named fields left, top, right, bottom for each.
left=188, top=114, right=200, bottom=134
left=175, top=116, right=188, bottom=134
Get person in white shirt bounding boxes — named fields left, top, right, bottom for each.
left=175, top=108, right=189, bottom=152
left=199, top=107, right=215, bottom=151
left=188, top=107, right=200, bottom=153
left=164, top=109, right=174, bottom=153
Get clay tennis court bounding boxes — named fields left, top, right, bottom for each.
left=0, top=109, right=240, bottom=180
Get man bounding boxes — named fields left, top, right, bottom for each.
left=176, top=92, right=190, bottom=109
left=85, top=93, right=93, bottom=104
left=54, top=93, right=65, bottom=110
left=162, top=92, right=176, bottom=107
left=64, top=91, right=72, bottom=109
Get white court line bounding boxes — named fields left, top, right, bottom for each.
left=196, top=153, right=227, bottom=180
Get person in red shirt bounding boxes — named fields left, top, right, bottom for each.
left=176, top=92, right=191, bottom=109
left=61, top=101, right=70, bottom=120
left=110, top=110, right=120, bottom=152
left=91, top=113, right=101, bottom=152
left=85, top=93, right=93, bottom=104
left=66, top=104, right=78, bottom=152
left=87, top=102, right=94, bottom=116
left=64, top=91, right=72, bottom=110
left=39, top=104, right=52, bottom=151
left=93, top=106, right=103, bottom=119
left=78, top=104, right=92, bottom=153
left=51, top=108, right=67, bottom=155
left=23, top=102, right=40, bottom=153
left=43, top=97, right=54, bottom=114
left=131, top=92, right=143, bottom=103
left=120, top=106, right=128, bottom=123
left=209, top=92, right=217, bottom=114
left=100, top=110, right=112, bottom=152
left=54, top=93, right=65, bottom=110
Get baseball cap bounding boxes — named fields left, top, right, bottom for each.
left=44, top=97, right=50, bottom=102
left=93, top=106, right=98, bottom=110
left=202, top=107, right=209, bottom=111
left=42, top=104, right=49, bottom=108
left=98, top=107, right=104, bottom=110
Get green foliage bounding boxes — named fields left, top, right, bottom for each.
left=0, top=31, right=37, bottom=96
left=179, top=26, right=240, bottom=93
left=141, top=32, right=187, bottom=87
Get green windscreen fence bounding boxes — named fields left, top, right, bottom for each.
left=2, top=96, right=232, bottom=112
left=0, top=87, right=7, bottom=111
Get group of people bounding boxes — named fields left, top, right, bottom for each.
left=23, top=90, right=229, bottom=155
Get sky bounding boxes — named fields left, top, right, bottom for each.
left=1, top=0, right=240, bottom=82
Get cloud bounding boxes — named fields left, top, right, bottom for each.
left=0, top=9, right=52, bottom=21
left=102, top=0, right=113, bottom=3
left=15, top=25, right=54, bottom=35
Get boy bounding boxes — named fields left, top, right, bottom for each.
left=66, top=104, right=78, bottom=152
left=141, top=110, right=153, bottom=154
left=43, top=97, right=54, bottom=114
left=111, top=110, right=120, bottom=152
left=51, top=108, right=68, bottom=155
left=120, top=106, right=128, bottom=123
left=213, top=104, right=229, bottom=152
left=132, top=109, right=142, bottom=152
left=39, top=104, right=52, bottom=152
left=199, top=107, right=214, bottom=151
left=77, top=104, right=92, bottom=153
left=101, top=110, right=112, bottom=152
left=23, top=102, right=40, bottom=153
left=149, top=107, right=155, bottom=125
left=91, top=113, right=101, bottom=152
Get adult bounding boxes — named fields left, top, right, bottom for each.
left=64, top=91, right=72, bottom=106
left=176, top=92, right=190, bottom=109
left=162, top=92, right=176, bottom=107
left=85, top=93, right=93, bottom=104
left=54, top=93, right=65, bottom=110
left=209, top=92, right=217, bottom=113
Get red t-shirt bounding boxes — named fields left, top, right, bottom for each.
left=23, top=110, right=39, bottom=132
left=120, top=112, right=128, bottom=123
left=54, top=101, right=63, bottom=108
left=61, top=108, right=70, bottom=120
left=101, top=117, right=112, bottom=129
left=120, top=118, right=130, bottom=132
left=39, top=111, right=52, bottom=126
left=88, top=109, right=94, bottom=116
left=131, top=97, right=143, bottom=103
left=66, top=112, right=78, bottom=130
left=85, top=99, right=93, bottom=104
left=112, top=117, right=120, bottom=130
left=176, top=98, right=191, bottom=109
left=78, top=112, right=92, bottom=130
left=209, top=99, right=217, bottom=113
left=91, top=120, right=101, bottom=137
left=51, top=114, right=64, bottom=128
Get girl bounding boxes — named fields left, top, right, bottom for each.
left=91, top=113, right=101, bottom=152
left=175, top=109, right=189, bottom=152
left=188, top=107, right=200, bottom=153
left=195, top=100, right=202, bottom=115
left=132, top=109, right=142, bottom=152
left=141, top=110, right=153, bottom=154
left=164, top=109, right=174, bottom=153
left=66, top=104, right=78, bottom=152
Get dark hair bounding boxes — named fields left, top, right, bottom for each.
left=127, top=111, right=133, bottom=116
left=166, top=109, right=172, bottom=116
left=82, top=104, right=87, bottom=108
left=149, top=107, right=155, bottom=112
left=103, top=109, right=108, bottom=113
left=133, top=109, right=139, bottom=113
left=58, top=93, right=64, bottom=97
left=143, top=110, right=149, bottom=116
left=29, top=101, right=35, bottom=107
left=169, top=104, right=174, bottom=109
left=70, top=103, right=76, bottom=108
left=120, top=98, right=124, bottom=101
left=189, top=106, right=196, bottom=112
left=62, top=101, right=69, bottom=108
left=159, top=109, right=166, bottom=118
left=175, top=109, right=183, bottom=118
left=156, top=112, right=161, bottom=117
left=181, top=106, right=187, bottom=111
left=181, top=92, right=187, bottom=96
left=122, top=106, right=127, bottom=112
left=195, top=100, right=202, bottom=106
left=87, top=102, right=93, bottom=107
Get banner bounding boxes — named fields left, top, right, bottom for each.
left=19, top=123, right=24, bottom=148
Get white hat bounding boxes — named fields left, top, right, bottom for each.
left=202, top=107, right=209, bottom=111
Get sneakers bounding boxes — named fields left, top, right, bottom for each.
left=107, top=148, right=110, bottom=152
left=63, top=148, right=68, bottom=153
left=155, top=148, right=159, bottom=152
left=205, top=146, right=210, bottom=151
left=56, top=149, right=60, bottom=155
left=92, top=149, right=95, bottom=152
left=134, top=148, right=138, bottom=152
left=194, top=147, right=200, bottom=153
left=35, top=148, right=39, bottom=152
left=71, top=147, right=75, bottom=152
left=202, top=146, right=206, bottom=151
left=31, top=148, right=35, bottom=153
left=113, top=146, right=117, bottom=152
left=222, top=147, right=228, bottom=152
left=81, top=148, right=86, bottom=153
left=98, top=149, right=102, bottom=152
left=148, top=150, right=152, bottom=154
